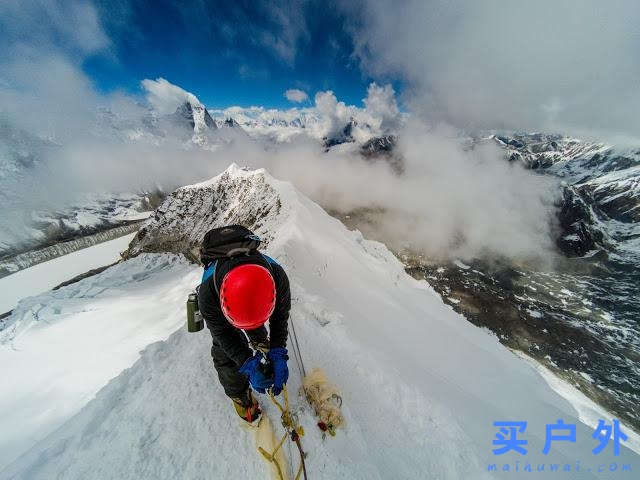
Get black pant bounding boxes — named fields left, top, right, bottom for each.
left=210, top=332, right=251, bottom=398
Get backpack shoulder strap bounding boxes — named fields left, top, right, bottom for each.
left=201, top=260, right=218, bottom=290
left=261, top=253, right=279, bottom=269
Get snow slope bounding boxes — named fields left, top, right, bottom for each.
left=2, top=165, right=638, bottom=479
left=0, top=232, right=137, bottom=313
left=0, top=253, right=199, bottom=470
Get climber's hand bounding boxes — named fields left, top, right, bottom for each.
left=239, top=352, right=273, bottom=394
left=267, top=347, right=289, bottom=396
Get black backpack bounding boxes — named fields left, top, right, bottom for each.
left=200, top=225, right=262, bottom=265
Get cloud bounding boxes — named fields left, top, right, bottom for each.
left=310, top=84, right=404, bottom=141
left=0, top=0, right=112, bottom=141
left=363, top=83, right=400, bottom=133
left=216, top=120, right=558, bottom=262
left=314, top=90, right=357, bottom=138
left=141, top=78, right=201, bottom=114
left=284, top=88, right=308, bottom=103
left=0, top=55, right=102, bottom=141
left=258, top=0, right=309, bottom=64
left=0, top=2, right=556, bottom=269
left=0, top=0, right=110, bottom=59
left=343, top=0, right=640, bottom=139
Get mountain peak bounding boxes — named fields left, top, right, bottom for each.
left=169, top=100, right=217, bottom=135
left=222, top=117, right=241, bottom=128
left=124, top=165, right=292, bottom=262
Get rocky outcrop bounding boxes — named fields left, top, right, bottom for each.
left=123, top=165, right=285, bottom=263
left=360, top=134, right=403, bottom=174
left=323, top=118, right=356, bottom=149
left=556, top=186, right=610, bottom=256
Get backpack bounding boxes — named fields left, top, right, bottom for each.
left=199, top=225, right=278, bottom=291
left=200, top=225, right=262, bottom=265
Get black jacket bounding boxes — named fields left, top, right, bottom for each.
left=198, top=253, right=291, bottom=367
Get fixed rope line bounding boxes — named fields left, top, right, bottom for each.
left=258, top=386, right=308, bottom=480
left=289, top=317, right=307, bottom=380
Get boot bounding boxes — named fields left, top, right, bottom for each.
left=231, top=389, right=261, bottom=424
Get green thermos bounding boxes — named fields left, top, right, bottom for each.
left=186, top=292, right=204, bottom=332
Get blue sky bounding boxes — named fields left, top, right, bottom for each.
left=81, top=0, right=392, bottom=109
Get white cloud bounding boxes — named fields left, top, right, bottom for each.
left=364, top=83, right=401, bottom=133
left=0, top=55, right=100, bottom=141
left=310, top=84, right=403, bottom=141
left=344, top=0, right=640, bottom=139
left=215, top=119, right=558, bottom=262
left=284, top=88, right=308, bottom=103
left=141, top=78, right=202, bottom=114
left=0, top=0, right=110, bottom=58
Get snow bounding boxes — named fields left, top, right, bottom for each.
left=526, top=309, right=543, bottom=318
left=0, top=253, right=199, bottom=469
left=515, top=352, right=640, bottom=455
left=1, top=165, right=638, bottom=479
left=0, top=233, right=136, bottom=314
left=454, top=260, right=471, bottom=270
left=112, top=210, right=153, bottom=222
left=580, top=372, right=594, bottom=383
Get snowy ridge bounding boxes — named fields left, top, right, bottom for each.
left=3, top=165, right=639, bottom=478
left=125, top=164, right=288, bottom=262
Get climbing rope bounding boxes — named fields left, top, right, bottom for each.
left=289, top=317, right=307, bottom=380
left=258, top=385, right=308, bottom=480
left=289, top=317, right=343, bottom=438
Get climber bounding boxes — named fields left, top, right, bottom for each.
left=197, top=225, right=291, bottom=423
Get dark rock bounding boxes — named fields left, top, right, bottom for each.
left=360, top=135, right=404, bottom=174
left=323, top=118, right=356, bottom=149
left=556, top=186, right=608, bottom=256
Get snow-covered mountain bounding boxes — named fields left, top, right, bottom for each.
left=492, top=133, right=640, bottom=262
left=209, top=104, right=403, bottom=147
left=99, top=99, right=252, bottom=149
left=0, top=98, right=253, bottom=264
left=0, top=95, right=405, bottom=269
left=2, top=164, right=638, bottom=478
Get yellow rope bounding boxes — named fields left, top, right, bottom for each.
left=257, top=386, right=307, bottom=480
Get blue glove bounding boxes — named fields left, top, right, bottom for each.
left=239, top=352, right=273, bottom=394
left=267, top=347, right=289, bottom=396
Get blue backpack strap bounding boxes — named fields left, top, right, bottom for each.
left=201, top=260, right=218, bottom=286
left=261, top=253, right=279, bottom=268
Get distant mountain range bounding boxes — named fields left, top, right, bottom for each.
left=491, top=133, right=640, bottom=265
left=2, top=99, right=639, bottom=282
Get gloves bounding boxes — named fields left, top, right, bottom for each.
left=267, top=347, right=289, bottom=396
left=239, top=352, right=273, bottom=394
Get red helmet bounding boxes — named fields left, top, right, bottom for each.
left=220, top=264, right=276, bottom=330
